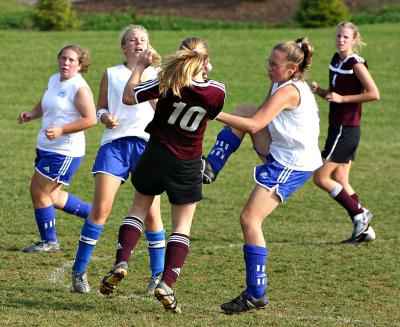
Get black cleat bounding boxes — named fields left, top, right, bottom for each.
left=201, top=156, right=218, bottom=184
left=221, top=291, right=269, bottom=314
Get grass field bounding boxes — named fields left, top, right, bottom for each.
left=0, top=24, right=399, bottom=326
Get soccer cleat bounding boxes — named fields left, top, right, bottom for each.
left=341, top=225, right=376, bottom=244
left=154, top=281, right=182, bottom=313
left=99, top=261, right=128, bottom=295
left=23, top=240, right=60, bottom=253
left=201, top=156, right=218, bottom=184
left=72, top=271, right=90, bottom=293
left=351, top=209, right=373, bottom=239
left=221, top=291, right=269, bottom=314
left=146, top=272, right=162, bottom=294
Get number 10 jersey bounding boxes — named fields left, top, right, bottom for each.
left=134, top=78, right=226, bottom=160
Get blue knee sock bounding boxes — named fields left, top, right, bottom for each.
left=72, top=219, right=104, bottom=274
left=145, top=229, right=166, bottom=276
left=244, top=244, right=268, bottom=299
left=62, top=194, right=92, bottom=219
left=35, top=206, right=57, bottom=242
left=207, top=127, right=241, bottom=173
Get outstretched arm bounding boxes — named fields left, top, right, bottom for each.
left=216, top=85, right=299, bottom=134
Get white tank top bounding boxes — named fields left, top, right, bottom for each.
left=268, top=80, right=322, bottom=171
left=37, top=73, right=89, bottom=157
left=100, top=65, right=156, bottom=145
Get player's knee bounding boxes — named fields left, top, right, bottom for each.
left=239, top=212, right=252, bottom=231
left=144, top=214, right=162, bottom=230
left=90, top=205, right=111, bottom=223
left=313, top=171, right=325, bottom=188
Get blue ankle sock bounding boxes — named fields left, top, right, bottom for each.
left=62, top=194, right=92, bottom=219
left=72, top=219, right=104, bottom=274
left=34, top=206, right=57, bottom=242
left=145, top=229, right=166, bottom=276
left=243, top=244, right=268, bottom=299
left=207, top=127, right=241, bottom=173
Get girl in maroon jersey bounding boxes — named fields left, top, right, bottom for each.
left=311, top=21, right=380, bottom=243
left=100, top=37, right=225, bottom=313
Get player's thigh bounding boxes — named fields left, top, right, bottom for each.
left=251, top=127, right=271, bottom=162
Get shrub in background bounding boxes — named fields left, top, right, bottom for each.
left=33, top=0, right=80, bottom=31
left=295, top=0, right=350, bottom=28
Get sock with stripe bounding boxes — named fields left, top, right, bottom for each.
left=145, top=229, right=166, bottom=276
left=115, top=216, right=144, bottom=264
left=72, top=219, right=104, bottom=274
left=34, top=205, right=57, bottom=242
left=244, top=244, right=268, bottom=299
left=207, top=127, right=241, bottom=173
left=62, top=193, right=92, bottom=218
left=330, top=184, right=363, bottom=219
left=161, top=233, right=189, bottom=288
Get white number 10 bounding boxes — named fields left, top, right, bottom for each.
left=167, top=102, right=206, bottom=132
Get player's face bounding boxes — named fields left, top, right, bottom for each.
left=267, top=50, right=295, bottom=83
left=335, top=27, right=355, bottom=56
left=122, top=29, right=149, bottom=58
left=203, top=58, right=212, bottom=78
left=58, top=49, right=81, bottom=81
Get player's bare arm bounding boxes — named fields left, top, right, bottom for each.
left=45, top=87, right=96, bottom=140
left=18, top=101, right=43, bottom=124
left=122, top=49, right=153, bottom=105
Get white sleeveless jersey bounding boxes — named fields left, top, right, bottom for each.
left=37, top=73, right=90, bottom=157
left=100, top=65, right=156, bottom=145
left=268, top=80, right=322, bottom=171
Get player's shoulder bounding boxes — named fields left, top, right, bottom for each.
left=347, top=54, right=365, bottom=65
left=208, top=79, right=226, bottom=93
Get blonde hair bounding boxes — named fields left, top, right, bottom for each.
left=273, top=37, right=314, bottom=81
left=159, top=37, right=209, bottom=97
left=336, top=21, right=365, bottom=53
left=119, top=24, right=161, bottom=66
left=58, top=44, right=91, bottom=73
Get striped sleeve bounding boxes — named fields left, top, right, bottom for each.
left=134, top=77, right=160, bottom=103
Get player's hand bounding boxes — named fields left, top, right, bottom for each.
left=137, top=49, right=153, bottom=68
left=325, top=92, right=343, bottom=103
left=18, top=111, right=33, bottom=124
left=310, top=81, right=319, bottom=93
left=101, top=114, right=119, bottom=129
left=45, top=126, right=63, bottom=140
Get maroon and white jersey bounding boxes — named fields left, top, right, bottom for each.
left=328, top=52, right=368, bottom=126
left=134, top=78, right=225, bottom=159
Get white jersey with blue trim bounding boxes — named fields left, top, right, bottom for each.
left=268, top=79, right=322, bottom=171
left=37, top=73, right=89, bottom=157
left=100, top=65, right=156, bottom=145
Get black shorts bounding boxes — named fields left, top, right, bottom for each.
left=321, top=125, right=360, bottom=163
left=132, top=139, right=203, bottom=205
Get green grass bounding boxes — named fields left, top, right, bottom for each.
left=1, top=24, right=400, bottom=326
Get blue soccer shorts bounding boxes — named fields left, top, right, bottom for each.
left=254, top=154, right=312, bottom=202
left=35, top=148, right=83, bottom=186
left=92, top=136, right=147, bottom=182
